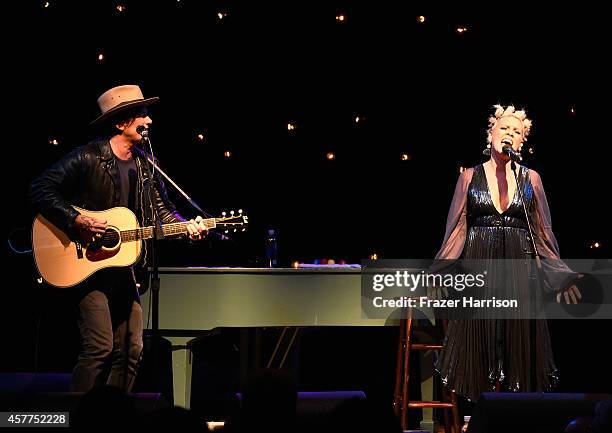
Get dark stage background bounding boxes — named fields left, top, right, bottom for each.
left=3, top=1, right=611, bottom=402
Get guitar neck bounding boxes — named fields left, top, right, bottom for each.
left=120, top=219, right=217, bottom=242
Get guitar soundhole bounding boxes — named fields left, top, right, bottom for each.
left=85, top=227, right=121, bottom=262
left=101, top=227, right=121, bottom=248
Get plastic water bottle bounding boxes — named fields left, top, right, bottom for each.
left=265, top=229, right=278, bottom=268
left=462, top=415, right=471, bottom=432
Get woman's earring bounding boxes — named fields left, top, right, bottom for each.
left=482, top=143, right=491, bottom=156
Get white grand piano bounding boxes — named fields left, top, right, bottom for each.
left=140, top=266, right=438, bottom=430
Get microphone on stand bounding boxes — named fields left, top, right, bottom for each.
left=502, top=141, right=522, bottom=162
left=136, top=124, right=149, bottom=140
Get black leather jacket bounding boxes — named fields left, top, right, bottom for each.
left=29, top=137, right=185, bottom=238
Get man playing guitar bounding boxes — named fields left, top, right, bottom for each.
left=29, top=85, right=208, bottom=392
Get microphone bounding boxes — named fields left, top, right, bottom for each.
left=502, top=143, right=522, bottom=162
left=136, top=124, right=149, bottom=140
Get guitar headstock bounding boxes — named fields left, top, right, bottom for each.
left=216, top=209, right=249, bottom=233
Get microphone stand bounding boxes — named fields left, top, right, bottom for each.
left=117, top=135, right=165, bottom=392
left=132, top=145, right=228, bottom=242
left=133, top=145, right=209, bottom=218
left=510, top=157, right=543, bottom=392
left=130, top=135, right=167, bottom=396
left=138, top=138, right=165, bottom=332
left=131, top=134, right=226, bottom=397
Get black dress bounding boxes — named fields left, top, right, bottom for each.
left=434, top=164, right=575, bottom=402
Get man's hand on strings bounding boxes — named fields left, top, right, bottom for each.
left=186, top=215, right=208, bottom=240
left=74, top=214, right=107, bottom=243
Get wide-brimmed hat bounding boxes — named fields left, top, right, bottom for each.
left=90, top=84, right=158, bottom=125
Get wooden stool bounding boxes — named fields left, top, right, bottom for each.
left=392, top=305, right=460, bottom=433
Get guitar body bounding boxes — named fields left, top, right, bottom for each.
left=32, top=206, right=142, bottom=288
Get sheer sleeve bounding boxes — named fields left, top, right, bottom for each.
left=435, top=168, right=474, bottom=260
left=529, top=169, right=580, bottom=293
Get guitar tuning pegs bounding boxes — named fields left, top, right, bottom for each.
left=230, top=210, right=235, bottom=215
left=242, top=228, right=246, bottom=232
left=222, top=211, right=226, bottom=217
left=225, top=230, right=229, bottom=234
left=233, top=229, right=237, bottom=232
left=238, top=209, right=243, bottom=214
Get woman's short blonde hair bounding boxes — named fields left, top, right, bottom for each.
left=486, top=105, right=532, bottom=149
